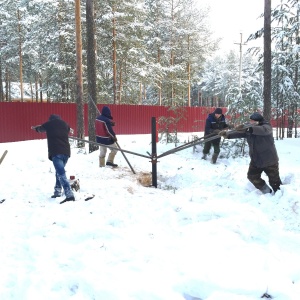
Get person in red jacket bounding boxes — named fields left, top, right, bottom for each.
left=95, top=106, right=118, bottom=167
left=31, top=114, right=75, bottom=203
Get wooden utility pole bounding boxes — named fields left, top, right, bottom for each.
left=234, top=33, right=247, bottom=92
left=263, top=0, right=272, bottom=121
left=75, top=0, right=85, bottom=143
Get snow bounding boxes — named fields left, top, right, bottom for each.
left=5, top=82, right=47, bottom=101
left=1, top=133, right=300, bottom=300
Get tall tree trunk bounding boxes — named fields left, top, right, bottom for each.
left=112, top=6, right=117, bottom=104
left=17, top=9, right=24, bottom=102
left=170, top=0, right=174, bottom=106
left=157, top=45, right=162, bottom=105
left=263, top=0, right=272, bottom=121
left=86, top=0, right=99, bottom=152
left=39, top=75, right=43, bottom=102
left=30, top=81, right=33, bottom=102
left=5, top=68, right=9, bottom=101
left=291, top=8, right=300, bottom=138
left=139, top=82, right=142, bottom=104
left=0, top=56, right=3, bottom=102
left=35, top=76, right=38, bottom=102
left=187, top=35, right=191, bottom=107
left=47, top=82, right=50, bottom=102
left=156, top=7, right=162, bottom=106
left=75, top=0, right=85, bottom=147
left=118, top=60, right=122, bottom=104
left=58, top=0, right=66, bottom=102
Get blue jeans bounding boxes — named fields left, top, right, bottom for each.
left=52, top=154, right=74, bottom=198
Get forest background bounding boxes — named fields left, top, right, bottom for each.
left=0, top=0, right=300, bottom=138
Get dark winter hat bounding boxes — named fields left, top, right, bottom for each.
left=49, top=114, right=61, bottom=121
left=214, top=108, right=222, bottom=114
left=249, top=112, right=264, bottom=122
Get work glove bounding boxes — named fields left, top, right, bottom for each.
left=218, top=130, right=228, bottom=138
left=31, top=125, right=39, bottom=132
left=234, top=124, right=245, bottom=131
left=111, top=121, right=116, bottom=126
left=112, top=136, right=118, bottom=142
left=213, top=129, right=221, bottom=134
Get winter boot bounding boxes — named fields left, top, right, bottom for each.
left=259, top=184, right=272, bottom=194
left=201, top=153, right=207, bottom=160
left=51, top=186, right=62, bottom=198
left=99, top=157, right=105, bottom=168
left=211, top=153, right=219, bottom=164
left=106, top=152, right=118, bottom=167
left=51, top=194, right=61, bottom=198
left=60, top=196, right=75, bottom=204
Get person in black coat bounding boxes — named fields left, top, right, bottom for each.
left=202, top=107, right=229, bottom=164
left=219, top=112, right=282, bottom=194
left=95, top=106, right=118, bottom=167
left=31, top=114, right=75, bottom=203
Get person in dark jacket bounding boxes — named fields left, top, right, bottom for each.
left=31, top=114, right=75, bottom=203
left=95, top=106, right=118, bottom=167
left=202, top=107, right=229, bottom=163
left=218, top=112, right=282, bottom=194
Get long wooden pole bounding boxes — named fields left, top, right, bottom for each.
left=0, top=150, right=8, bottom=165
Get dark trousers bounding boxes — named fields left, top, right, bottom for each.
left=203, top=141, right=220, bottom=155
left=247, top=162, right=282, bottom=192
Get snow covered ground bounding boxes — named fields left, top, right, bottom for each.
left=0, top=133, right=300, bottom=300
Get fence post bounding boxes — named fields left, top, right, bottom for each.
left=151, top=117, right=157, bottom=188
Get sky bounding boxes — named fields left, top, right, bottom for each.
left=199, top=0, right=282, bottom=54
left=1, top=131, right=300, bottom=299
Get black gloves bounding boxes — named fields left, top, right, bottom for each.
left=234, top=124, right=245, bottom=131
left=218, top=130, right=228, bottom=138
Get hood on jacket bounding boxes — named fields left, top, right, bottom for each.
left=101, top=106, right=113, bottom=119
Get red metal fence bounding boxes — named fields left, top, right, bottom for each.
left=0, top=102, right=290, bottom=143
left=0, top=102, right=215, bottom=143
